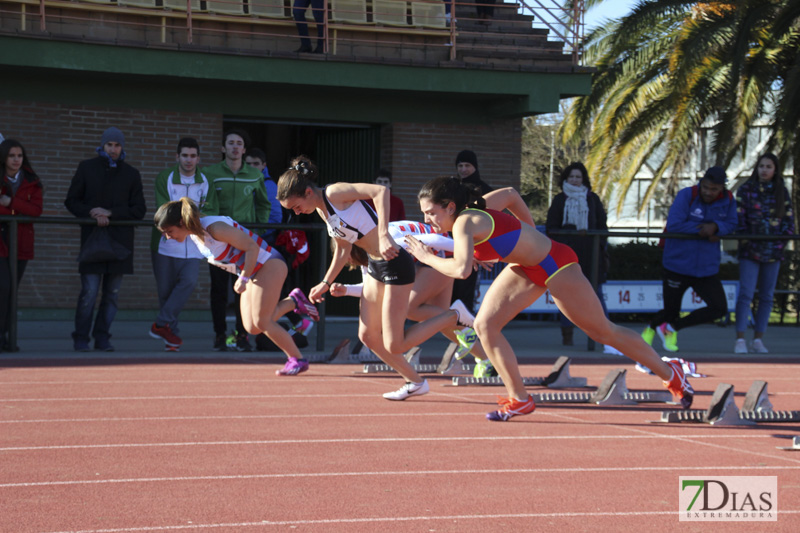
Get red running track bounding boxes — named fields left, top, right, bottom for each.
left=1, top=360, right=798, bottom=532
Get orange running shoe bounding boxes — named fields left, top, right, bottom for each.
left=663, top=359, right=694, bottom=409
left=486, top=394, right=536, bottom=421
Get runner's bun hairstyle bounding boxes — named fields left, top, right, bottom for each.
left=277, top=155, right=319, bottom=201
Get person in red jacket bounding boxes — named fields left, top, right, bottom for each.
left=0, top=139, right=43, bottom=353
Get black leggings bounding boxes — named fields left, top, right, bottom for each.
left=293, top=0, right=325, bottom=48
left=649, top=268, right=727, bottom=331
left=209, top=264, right=246, bottom=337
left=0, top=258, right=28, bottom=336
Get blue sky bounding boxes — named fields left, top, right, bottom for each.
left=584, top=0, right=637, bottom=29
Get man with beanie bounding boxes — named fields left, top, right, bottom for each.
left=642, top=166, right=737, bottom=353
left=65, top=127, right=147, bottom=352
left=452, top=150, right=494, bottom=312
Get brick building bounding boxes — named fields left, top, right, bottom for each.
left=0, top=0, right=590, bottom=318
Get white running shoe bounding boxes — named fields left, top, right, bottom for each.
left=751, top=339, right=769, bottom=354
left=382, top=379, right=429, bottom=401
left=449, top=300, right=475, bottom=328
left=635, top=362, right=654, bottom=375
left=734, top=338, right=749, bottom=354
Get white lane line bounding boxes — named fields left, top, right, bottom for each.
left=0, top=412, right=480, bottom=424
left=4, top=465, right=800, bottom=488
left=0, top=434, right=782, bottom=452
left=41, top=510, right=800, bottom=533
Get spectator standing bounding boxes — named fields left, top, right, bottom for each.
left=367, top=169, right=406, bottom=222
left=245, top=148, right=282, bottom=245
left=545, top=162, right=619, bottom=354
left=64, top=127, right=146, bottom=352
left=0, top=139, right=43, bottom=353
left=149, top=137, right=219, bottom=352
left=452, top=150, right=493, bottom=312
left=292, top=0, right=325, bottom=53
left=642, top=166, right=737, bottom=353
left=202, top=129, right=271, bottom=352
left=733, top=153, right=795, bottom=354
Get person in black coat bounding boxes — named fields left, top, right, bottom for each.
left=546, top=162, right=615, bottom=351
left=451, top=150, right=494, bottom=313
left=64, top=127, right=147, bottom=352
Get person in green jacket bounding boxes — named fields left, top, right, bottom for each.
left=149, top=137, right=219, bottom=352
left=202, top=129, right=271, bottom=352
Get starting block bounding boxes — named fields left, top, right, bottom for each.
left=777, top=436, right=800, bottom=451
left=451, top=356, right=587, bottom=389
left=532, top=368, right=675, bottom=406
left=655, top=380, right=800, bottom=426
left=362, top=343, right=470, bottom=376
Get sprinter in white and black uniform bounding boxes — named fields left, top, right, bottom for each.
left=277, top=156, right=474, bottom=400
left=154, top=197, right=319, bottom=376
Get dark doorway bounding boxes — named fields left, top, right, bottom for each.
left=223, top=118, right=381, bottom=316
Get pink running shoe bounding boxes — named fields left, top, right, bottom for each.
left=276, top=357, right=309, bottom=376
left=289, top=288, right=319, bottom=322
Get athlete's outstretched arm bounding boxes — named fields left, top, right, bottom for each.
left=484, top=188, right=536, bottom=227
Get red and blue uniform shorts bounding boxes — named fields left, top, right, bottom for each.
left=519, top=241, right=578, bottom=287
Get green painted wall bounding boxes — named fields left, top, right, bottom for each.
left=2, top=35, right=591, bottom=124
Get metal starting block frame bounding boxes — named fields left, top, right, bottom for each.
left=451, top=356, right=587, bottom=389
left=361, top=343, right=471, bottom=376
left=531, top=368, right=675, bottom=406
left=655, top=380, right=800, bottom=426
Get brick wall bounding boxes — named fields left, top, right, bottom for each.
left=3, top=100, right=521, bottom=314
left=1, top=100, right=222, bottom=312
left=380, top=120, right=523, bottom=216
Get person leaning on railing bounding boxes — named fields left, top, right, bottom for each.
left=0, top=139, right=43, bottom=354
left=733, top=153, right=795, bottom=355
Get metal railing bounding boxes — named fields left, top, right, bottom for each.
left=0, top=215, right=330, bottom=352
left=3, top=0, right=585, bottom=65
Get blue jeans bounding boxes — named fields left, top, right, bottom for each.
left=151, top=252, right=201, bottom=335
left=735, top=259, right=781, bottom=334
left=73, top=273, right=123, bottom=342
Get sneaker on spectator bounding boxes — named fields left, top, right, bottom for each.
left=454, top=327, right=477, bottom=359
left=486, top=394, right=536, bottom=421
left=449, top=299, right=475, bottom=328
left=213, top=333, right=228, bottom=352
left=734, top=338, right=749, bottom=354
left=641, top=326, right=655, bottom=346
left=473, top=358, right=497, bottom=379
left=73, top=339, right=91, bottom=352
left=149, top=323, right=182, bottom=347
left=635, top=362, right=654, bottom=375
left=94, top=338, right=114, bottom=352
left=751, top=338, right=769, bottom=354
left=289, top=288, right=319, bottom=322
left=656, top=323, right=679, bottom=352
left=663, top=358, right=693, bottom=409
left=235, top=332, right=253, bottom=352
left=276, top=357, right=309, bottom=376
left=382, top=379, right=429, bottom=400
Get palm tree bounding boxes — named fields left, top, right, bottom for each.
left=561, top=0, right=800, bottom=221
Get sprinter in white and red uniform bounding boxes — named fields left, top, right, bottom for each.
left=154, top=197, right=318, bottom=376
left=277, top=156, right=474, bottom=401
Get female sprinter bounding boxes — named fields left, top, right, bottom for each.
left=154, top=197, right=318, bottom=376
left=405, top=177, right=694, bottom=421
left=277, top=157, right=473, bottom=400
left=329, top=220, right=497, bottom=378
